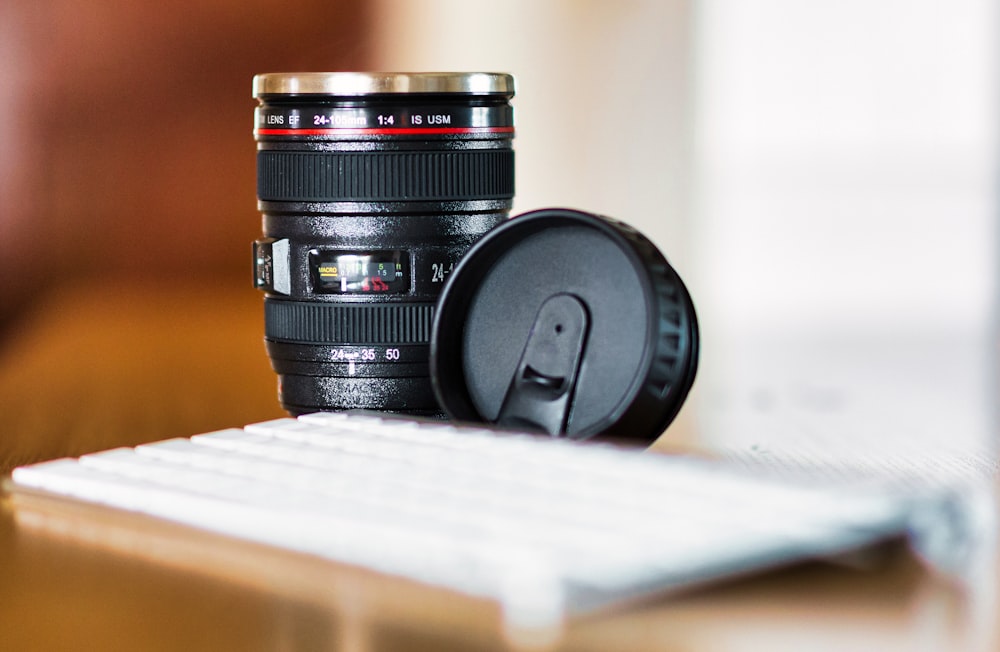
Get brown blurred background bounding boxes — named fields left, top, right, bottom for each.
left=0, top=1, right=373, bottom=471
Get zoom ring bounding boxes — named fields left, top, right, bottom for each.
left=258, top=150, right=514, bottom=202
left=265, top=299, right=435, bottom=344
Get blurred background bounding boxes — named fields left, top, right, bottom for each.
left=0, top=0, right=995, bottom=472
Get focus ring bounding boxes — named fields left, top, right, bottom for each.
left=258, top=150, right=515, bottom=202
left=265, top=299, right=435, bottom=344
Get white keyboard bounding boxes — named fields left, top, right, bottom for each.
left=5, top=412, right=954, bottom=629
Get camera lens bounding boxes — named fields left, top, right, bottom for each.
left=252, top=72, right=515, bottom=414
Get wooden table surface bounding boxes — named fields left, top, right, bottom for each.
left=0, top=278, right=996, bottom=651
left=1, top=487, right=991, bottom=652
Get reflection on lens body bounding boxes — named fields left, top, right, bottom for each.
left=252, top=72, right=515, bottom=414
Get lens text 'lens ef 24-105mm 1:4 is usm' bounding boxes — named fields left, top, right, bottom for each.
left=252, top=72, right=515, bottom=415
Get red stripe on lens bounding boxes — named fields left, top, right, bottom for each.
left=255, top=126, right=515, bottom=136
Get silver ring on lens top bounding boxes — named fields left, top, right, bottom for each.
left=253, top=72, right=515, bottom=97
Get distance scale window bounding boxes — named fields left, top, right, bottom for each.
left=309, top=250, right=409, bottom=294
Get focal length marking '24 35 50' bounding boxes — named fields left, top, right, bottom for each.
left=330, top=347, right=403, bottom=376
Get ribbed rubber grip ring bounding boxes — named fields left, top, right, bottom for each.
left=257, top=150, right=514, bottom=202
left=265, top=299, right=435, bottom=344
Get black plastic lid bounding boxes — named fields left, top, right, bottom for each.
left=430, top=208, right=699, bottom=443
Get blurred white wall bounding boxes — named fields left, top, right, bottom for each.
left=688, top=0, right=999, bottom=462
left=693, top=0, right=998, bottom=336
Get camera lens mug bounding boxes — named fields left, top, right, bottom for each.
left=252, top=72, right=515, bottom=415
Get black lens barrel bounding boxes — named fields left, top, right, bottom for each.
left=253, top=72, right=515, bottom=415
